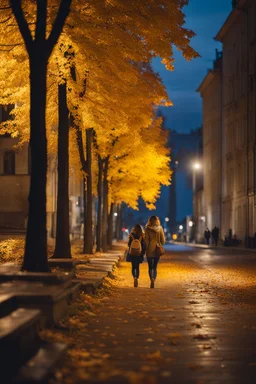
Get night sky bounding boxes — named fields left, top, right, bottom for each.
left=153, top=0, right=231, bottom=133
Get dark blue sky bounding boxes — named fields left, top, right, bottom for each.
left=153, top=0, right=231, bottom=133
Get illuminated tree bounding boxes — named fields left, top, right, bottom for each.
left=0, top=0, right=198, bottom=267
left=6, top=0, right=72, bottom=271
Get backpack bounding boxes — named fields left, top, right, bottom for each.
left=129, top=234, right=142, bottom=256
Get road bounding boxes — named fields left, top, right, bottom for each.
left=46, top=244, right=256, bottom=384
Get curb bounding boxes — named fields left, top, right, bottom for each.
left=171, top=241, right=256, bottom=254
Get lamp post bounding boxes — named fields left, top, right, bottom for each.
left=192, top=161, right=202, bottom=243
left=164, top=217, right=169, bottom=236
left=192, top=162, right=201, bottom=193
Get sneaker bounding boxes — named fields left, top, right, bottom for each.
left=150, top=278, right=154, bottom=288
left=134, top=278, right=138, bottom=287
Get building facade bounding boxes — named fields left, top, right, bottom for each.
left=197, top=51, right=222, bottom=234
left=198, top=0, right=256, bottom=244
left=0, top=106, right=83, bottom=237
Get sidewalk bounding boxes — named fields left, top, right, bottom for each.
left=40, top=251, right=256, bottom=384
left=172, top=240, right=256, bottom=254
left=0, top=241, right=125, bottom=383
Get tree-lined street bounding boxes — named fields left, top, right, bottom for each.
left=41, top=244, right=256, bottom=383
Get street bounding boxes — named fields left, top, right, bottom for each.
left=46, top=244, right=256, bottom=384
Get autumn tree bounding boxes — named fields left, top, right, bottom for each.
left=4, top=0, right=71, bottom=271
left=0, top=0, right=198, bottom=266
left=108, top=118, right=171, bottom=212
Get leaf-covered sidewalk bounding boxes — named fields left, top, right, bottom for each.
left=42, top=252, right=256, bottom=384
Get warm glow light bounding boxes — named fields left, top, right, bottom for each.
left=114, top=212, right=118, bottom=217
left=193, top=162, right=201, bottom=170
left=189, top=221, right=193, bottom=227
left=172, top=234, right=178, bottom=240
left=165, top=217, right=169, bottom=222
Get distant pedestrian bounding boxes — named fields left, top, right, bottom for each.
left=212, top=226, right=219, bottom=246
left=127, top=225, right=146, bottom=287
left=145, top=216, right=165, bottom=289
left=204, top=227, right=211, bottom=245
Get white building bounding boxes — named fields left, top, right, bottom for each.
left=198, top=0, right=256, bottom=245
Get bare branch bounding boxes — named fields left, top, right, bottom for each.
left=47, top=0, right=72, bottom=56
left=0, top=43, right=23, bottom=46
left=0, top=16, right=11, bottom=23
left=9, top=0, right=33, bottom=51
left=35, top=0, right=46, bottom=43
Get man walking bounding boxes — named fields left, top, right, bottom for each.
left=212, top=226, right=219, bottom=246
left=204, top=227, right=211, bottom=245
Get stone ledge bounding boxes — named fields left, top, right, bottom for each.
left=1, top=308, right=42, bottom=381
left=14, top=342, right=67, bottom=384
left=48, top=258, right=88, bottom=269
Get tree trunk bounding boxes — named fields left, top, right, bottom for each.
left=23, top=55, right=49, bottom=271
left=96, top=155, right=103, bottom=252
left=83, top=128, right=93, bottom=254
left=102, top=157, right=109, bottom=252
left=83, top=176, right=87, bottom=249
left=115, top=203, right=122, bottom=241
left=10, top=0, right=72, bottom=272
left=107, top=202, right=114, bottom=249
left=53, top=82, right=71, bottom=259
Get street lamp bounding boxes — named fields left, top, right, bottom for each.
left=179, top=225, right=183, bottom=230
left=193, top=162, right=201, bottom=170
left=114, top=212, right=118, bottom=217
left=165, top=217, right=169, bottom=222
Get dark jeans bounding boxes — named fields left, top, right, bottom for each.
left=213, top=237, right=218, bottom=246
left=131, top=260, right=140, bottom=278
left=147, top=257, right=160, bottom=280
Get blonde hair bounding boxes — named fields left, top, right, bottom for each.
left=147, top=215, right=160, bottom=227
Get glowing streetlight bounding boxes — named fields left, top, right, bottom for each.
left=193, top=162, right=201, bottom=170
left=179, top=225, right=183, bottom=230
left=165, top=217, right=169, bottom=222
left=189, top=220, right=193, bottom=227
left=114, top=212, right=118, bottom=217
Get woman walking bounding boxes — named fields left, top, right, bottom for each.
left=127, top=224, right=146, bottom=287
left=145, top=216, right=165, bottom=288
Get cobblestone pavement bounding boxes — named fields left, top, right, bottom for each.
left=47, top=244, right=256, bottom=384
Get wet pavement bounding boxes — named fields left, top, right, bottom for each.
left=46, top=244, right=256, bottom=384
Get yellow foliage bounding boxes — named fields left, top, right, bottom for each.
left=0, top=238, right=25, bottom=264
left=0, top=0, right=197, bottom=206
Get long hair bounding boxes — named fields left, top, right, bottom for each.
left=131, top=224, right=144, bottom=238
left=147, top=215, right=160, bottom=227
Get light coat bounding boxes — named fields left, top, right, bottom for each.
left=145, top=225, right=165, bottom=258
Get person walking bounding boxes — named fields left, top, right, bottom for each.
left=204, top=227, right=211, bottom=245
left=127, top=225, right=146, bottom=287
left=212, top=226, right=219, bottom=246
left=145, top=215, right=165, bottom=289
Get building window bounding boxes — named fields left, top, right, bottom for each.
left=3, top=150, right=15, bottom=175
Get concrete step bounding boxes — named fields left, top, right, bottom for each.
left=48, top=258, right=88, bottom=269
left=0, top=293, right=17, bottom=318
left=90, top=257, right=118, bottom=263
left=76, top=264, right=112, bottom=273
left=0, top=281, right=81, bottom=327
left=0, top=308, right=41, bottom=381
left=0, top=267, right=75, bottom=285
left=14, top=342, right=66, bottom=384
left=89, top=259, right=116, bottom=267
